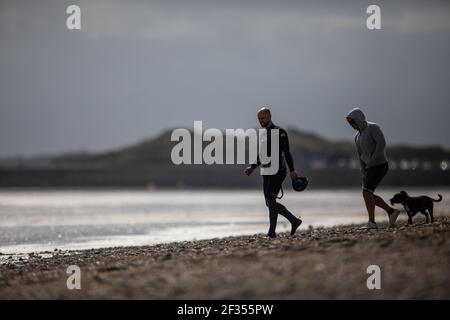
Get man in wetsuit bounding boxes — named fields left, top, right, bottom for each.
left=244, top=107, right=303, bottom=238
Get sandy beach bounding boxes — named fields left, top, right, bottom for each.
left=1, top=216, right=449, bottom=299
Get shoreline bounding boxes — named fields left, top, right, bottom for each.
left=1, top=188, right=448, bottom=256
left=1, top=217, right=449, bottom=299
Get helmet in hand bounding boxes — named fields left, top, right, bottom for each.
left=292, top=176, right=309, bottom=192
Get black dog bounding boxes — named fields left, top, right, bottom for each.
left=390, top=191, right=442, bottom=224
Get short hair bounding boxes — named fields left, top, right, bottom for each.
left=258, top=106, right=271, bottom=116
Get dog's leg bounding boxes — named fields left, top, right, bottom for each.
left=407, top=212, right=413, bottom=225
left=429, top=205, right=434, bottom=223
left=421, top=210, right=429, bottom=224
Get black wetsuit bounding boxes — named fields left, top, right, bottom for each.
left=251, top=123, right=298, bottom=236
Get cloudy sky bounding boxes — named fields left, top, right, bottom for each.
left=1, top=0, right=449, bottom=157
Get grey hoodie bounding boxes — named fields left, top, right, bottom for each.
left=347, top=108, right=388, bottom=170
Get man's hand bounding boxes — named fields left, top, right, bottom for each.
left=244, top=167, right=253, bottom=176
left=290, top=170, right=299, bottom=180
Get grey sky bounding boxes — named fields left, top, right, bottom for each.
left=1, top=0, right=449, bottom=157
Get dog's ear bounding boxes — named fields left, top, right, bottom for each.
left=400, top=190, right=407, bottom=195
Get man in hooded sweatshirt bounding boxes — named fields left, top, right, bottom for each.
left=346, top=107, right=400, bottom=229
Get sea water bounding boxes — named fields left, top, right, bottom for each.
left=0, top=188, right=449, bottom=254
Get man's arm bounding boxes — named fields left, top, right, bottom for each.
left=280, top=130, right=297, bottom=178
left=250, top=155, right=261, bottom=170
left=367, top=125, right=386, bottom=167
left=354, top=134, right=366, bottom=172
left=359, top=159, right=367, bottom=172
left=244, top=153, right=260, bottom=176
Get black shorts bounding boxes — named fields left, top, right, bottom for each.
left=263, top=169, right=286, bottom=203
left=362, top=162, right=388, bottom=193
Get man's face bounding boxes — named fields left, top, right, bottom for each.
left=346, top=117, right=359, bottom=131
left=258, top=111, right=272, bottom=128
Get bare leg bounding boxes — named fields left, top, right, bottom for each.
left=373, top=194, right=394, bottom=213
left=363, top=190, right=376, bottom=223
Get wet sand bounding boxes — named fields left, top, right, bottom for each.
left=1, top=217, right=449, bottom=299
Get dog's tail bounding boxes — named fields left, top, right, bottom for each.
left=431, top=194, right=443, bottom=202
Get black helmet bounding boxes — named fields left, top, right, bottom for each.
left=292, top=176, right=309, bottom=192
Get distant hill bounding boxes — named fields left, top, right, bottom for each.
left=2, top=127, right=450, bottom=187
left=48, top=127, right=450, bottom=169
left=53, top=130, right=176, bottom=167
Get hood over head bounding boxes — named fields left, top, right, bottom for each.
left=347, top=107, right=368, bottom=130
